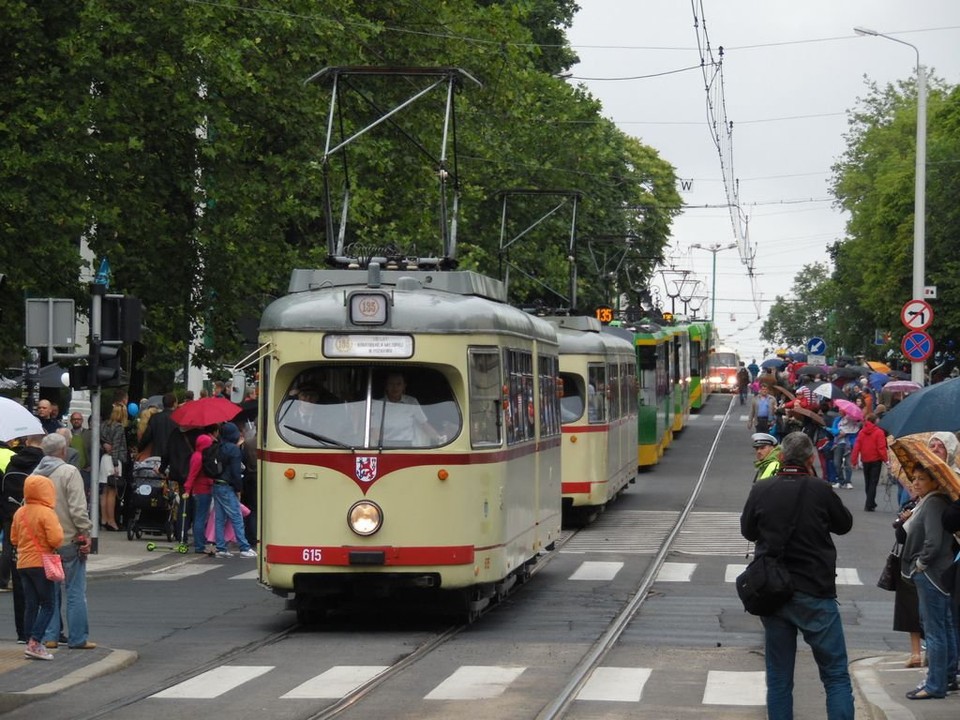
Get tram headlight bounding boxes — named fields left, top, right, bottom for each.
left=347, top=500, right=383, bottom=536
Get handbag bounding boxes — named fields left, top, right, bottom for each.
left=21, top=517, right=65, bottom=582
left=876, top=549, right=899, bottom=591
left=42, top=553, right=65, bottom=582
left=737, top=480, right=807, bottom=616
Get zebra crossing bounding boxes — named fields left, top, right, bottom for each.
left=148, top=662, right=775, bottom=705
left=569, top=559, right=863, bottom=585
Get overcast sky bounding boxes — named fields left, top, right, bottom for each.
left=566, top=1, right=960, bottom=362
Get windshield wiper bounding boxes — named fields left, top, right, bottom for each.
left=287, top=425, right=354, bottom=451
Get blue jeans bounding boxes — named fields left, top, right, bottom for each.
left=761, top=592, right=853, bottom=720
left=213, top=483, right=251, bottom=553
left=914, top=572, right=959, bottom=695
left=192, top=493, right=212, bottom=552
left=20, top=566, right=55, bottom=644
left=43, top=544, right=89, bottom=647
left=832, top=443, right=852, bottom=484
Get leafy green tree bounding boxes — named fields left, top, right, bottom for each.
left=831, top=76, right=960, bottom=361
left=1, top=0, right=681, bottom=390
left=760, top=263, right=840, bottom=351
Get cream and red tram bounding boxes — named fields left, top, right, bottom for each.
left=256, top=266, right=562, bottom=620
left=548, top=316, right=638, bottom=524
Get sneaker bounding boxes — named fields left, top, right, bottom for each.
left=24, top=646, right=54, bottom=661
left=239, top=549, right=257, bottom=558
left=68, top=641, right=97, bottom=650
left=831, top=483, right=840, bottom=489
left=843, top=483, right=854, bottom=489
left=44, top=641, right=59, bottom=650
left=16, top=639, right=27, bottom=645
left=215, top=551, right=233, bottom=559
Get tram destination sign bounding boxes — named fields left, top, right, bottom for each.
left=323, top=334, right=414, bottom=358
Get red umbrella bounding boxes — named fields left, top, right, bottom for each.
left=170, top=396, right=241, bottom=428
left=833, top=398, right=863, bottom=422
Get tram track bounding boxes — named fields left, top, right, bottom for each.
left=69, top=399, right=733, bottom=720
left=303, top=397, right=735, bottom=720
left=536, top=396, right=735, bottom=719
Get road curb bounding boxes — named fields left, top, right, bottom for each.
left=0, top=648, right=138, bottom=713
left=852, top=655, right=916, bottom=720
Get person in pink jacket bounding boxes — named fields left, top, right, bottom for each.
left=851, top=412, right=889, bottom=512
left=182, top=433, right=216, bottom=555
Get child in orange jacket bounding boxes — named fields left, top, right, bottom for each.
left=11, top=474, right=64, bottom=660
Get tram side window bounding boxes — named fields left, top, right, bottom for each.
left=468, top=348, right=502, bottom=447
left=625, top=361, right=638, bottom=414
left=504, top=348, right=535, bottom=444
left=607, top=362, right=621, bottom=420
left=560, top=372, right=584, bottom=423
left=538, top=355, right=560, bottom=437
left=587, top=364, right=606, bottom=423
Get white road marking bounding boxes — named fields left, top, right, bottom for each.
left=229, top=569, right=258, bottom=580
left=835, top=567, right=862, bottom=585
left=577, top=667, right=651, bottom=702
left=424, top=666, right=525, bottom=700
left=150, top=665, right=273, bottom=699
left=569, top=561, right=624, bottom=581
left=702, top=670, right=767, bottom=705
left=656, top=562, right=696, bottom=582
left=726, top=564, right=862, bottom=585
left=135, top=564, right=221, bottom=581
left=281, top=665, right=388, bottom=699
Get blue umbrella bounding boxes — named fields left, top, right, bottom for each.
left=868, top=372, right=889, bottom=391
left=761, top=358, right=785, bottom=370
left=878, top=378, right=960, bottom=437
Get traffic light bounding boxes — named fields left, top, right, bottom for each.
left=89, top=341, right=124, bottom=387
left=101, top=296, right=142, bottom=343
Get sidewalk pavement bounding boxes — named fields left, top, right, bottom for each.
left=0, top=532, right=957, bottom=718
left=0, top=527, right=199, bottom=712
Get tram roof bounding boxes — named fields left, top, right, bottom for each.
left=262, top=269, right=557, bottom=342
left=544, top=316, right=635, bottom=356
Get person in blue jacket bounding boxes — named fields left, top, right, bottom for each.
left=211, top=422, right=256, bottom=559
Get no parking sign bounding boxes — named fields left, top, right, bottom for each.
left=901, top=330, right=934, bottom=362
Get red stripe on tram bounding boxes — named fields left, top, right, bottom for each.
left=266, top=544, right=475, bottom=566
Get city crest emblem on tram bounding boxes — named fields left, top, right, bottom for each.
left=355, top=456, right=378, bottom=483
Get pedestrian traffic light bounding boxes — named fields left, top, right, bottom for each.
left=89, top=341, right=124, bottom=387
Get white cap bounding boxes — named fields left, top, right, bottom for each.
left=752, top=433, right=778, bottom=448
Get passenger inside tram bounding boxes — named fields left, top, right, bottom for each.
left=371, top=371, right=444, bottom=447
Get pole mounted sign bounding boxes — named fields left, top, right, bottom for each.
left=806, top=337, right=826, bottom=355
left=901, top=330, right=934, bottom=363
left=900, top=299, right=933, bottom=331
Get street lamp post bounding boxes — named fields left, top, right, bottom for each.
left=690, top=242, right=737, bottom=321
left=854, top=26, right=926, bottom=385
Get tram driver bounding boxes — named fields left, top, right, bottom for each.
left=372, top=371, right=444, bottom=447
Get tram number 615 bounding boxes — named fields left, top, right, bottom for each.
left=302, top=548, right=323, bottom=563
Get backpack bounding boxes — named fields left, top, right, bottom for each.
left=201, top=441, right=224, bottom=478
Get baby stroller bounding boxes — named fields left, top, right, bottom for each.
left=126, top=457, right=179, bottom=543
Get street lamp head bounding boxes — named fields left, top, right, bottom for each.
left=726, top=242, right=737, bottom=249
left=853, top=26, right=879, bottom=37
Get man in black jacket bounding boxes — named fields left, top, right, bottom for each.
left=140, top=393, right=177, bottom=461
left=740, top=431, right=854, bottom=720
left=0, top=435, right=46, bottom=643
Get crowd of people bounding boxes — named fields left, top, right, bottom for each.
left=0, top=381, right=259, bottom=661
left=741, top=355, right=960, bottom=711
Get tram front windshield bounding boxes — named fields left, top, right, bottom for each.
left=276, top=365, right=460, bottom=450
